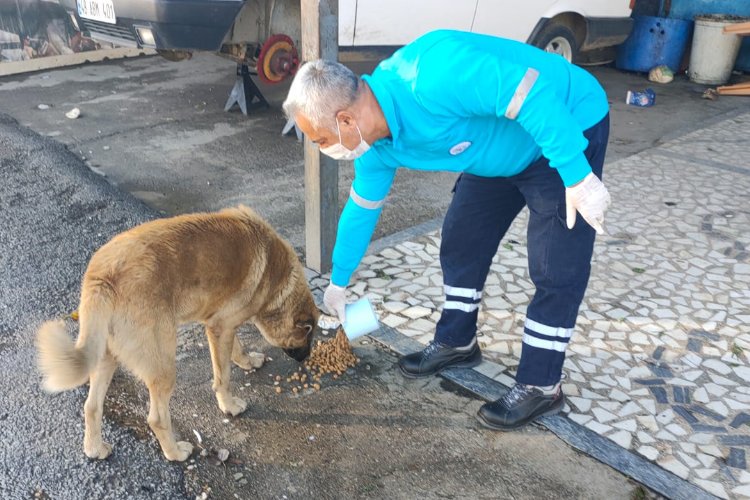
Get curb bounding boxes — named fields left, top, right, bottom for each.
left=370, top=325, right=717, bottom=500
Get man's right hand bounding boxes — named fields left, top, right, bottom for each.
left=323, top=284, right=347, bottom=323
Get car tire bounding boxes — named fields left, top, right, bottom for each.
left=531, top=22, right=578, bottom=63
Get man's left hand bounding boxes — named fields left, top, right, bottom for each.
left=565, top=173, right=611, bottom=235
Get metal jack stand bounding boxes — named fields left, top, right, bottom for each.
left=224, top=63, right=269, bottom=115
left=281, top=117, right=303, bottom=141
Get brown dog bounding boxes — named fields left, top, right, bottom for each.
left=36, top=206, right=319, bottom=461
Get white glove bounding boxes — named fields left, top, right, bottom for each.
left=323, top=283, right=347, bottom=323
left=565, top=172, right=611, bottom=235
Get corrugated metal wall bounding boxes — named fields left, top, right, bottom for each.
left=0, top=1, right=28, bottom=44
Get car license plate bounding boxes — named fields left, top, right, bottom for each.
left=77, top=0, right=116, bottom=24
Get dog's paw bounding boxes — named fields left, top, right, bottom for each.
left=164, top=441, right=193, bottom=462
left=232, top=351, right=265, bottom=370
left=219, top=396, right=248, bottom=416
left=84, top=441, right=112, bottom=460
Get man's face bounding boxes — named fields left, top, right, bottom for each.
left=295, top=112, right=362, bottom=150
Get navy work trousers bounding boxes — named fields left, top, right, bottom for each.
left=435, top=114, right=609, bottom=386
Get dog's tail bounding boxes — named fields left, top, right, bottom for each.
left=36, top=289, right=112, bottom=393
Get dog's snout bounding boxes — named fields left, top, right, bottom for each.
left=283, top=329, right=313, bottom=362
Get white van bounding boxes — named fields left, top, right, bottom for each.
left=341, top=0, right=633, bottom=63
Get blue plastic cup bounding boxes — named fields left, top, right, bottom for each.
left=342, top=297, right=380, bottom=340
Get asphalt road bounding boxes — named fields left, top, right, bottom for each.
left=0, top=113, right=185, bottom=498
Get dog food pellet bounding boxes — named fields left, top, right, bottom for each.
left=275, top=387, right=282, bottom=394
left=275, top=375, right=281, bottom=381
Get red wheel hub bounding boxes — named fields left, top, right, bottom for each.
left=257, top=34, right=299, bottom=85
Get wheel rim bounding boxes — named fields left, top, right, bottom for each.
left=545, top=36, right=573, bottom=62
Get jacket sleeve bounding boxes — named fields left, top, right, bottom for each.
left=415, top=40, right=593, bottom=187
left=330, top=150, right=397, bottom=286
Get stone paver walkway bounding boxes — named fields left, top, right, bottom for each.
left=309, top=111, right=750, bottom=499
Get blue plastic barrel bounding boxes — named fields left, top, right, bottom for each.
left=616, top=15, right=694, bottom=72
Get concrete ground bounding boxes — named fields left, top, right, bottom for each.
left=0, top=51, right=747, bottom=253
left=2, top=50, right=748, bottom=499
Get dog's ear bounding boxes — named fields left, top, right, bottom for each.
left=296, top=322, right=314, bottom=335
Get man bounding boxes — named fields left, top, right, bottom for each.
left=283, top=29, right=611, bottom=430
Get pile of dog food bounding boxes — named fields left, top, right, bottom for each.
left=308, top=328, right=359, bottom=374
left=273, top=328, right=359, bottom=394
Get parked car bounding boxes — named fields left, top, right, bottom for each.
left=57, top=0, right=633, bottom=83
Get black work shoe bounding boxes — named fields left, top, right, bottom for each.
left=398, top=340, right=482, bottom=378
left=476, top=383, right=565, bottom=430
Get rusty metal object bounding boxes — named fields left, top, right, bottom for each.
left=156, top=49, right=193, bottom=62
left=219, top=42, right=251, bottom=63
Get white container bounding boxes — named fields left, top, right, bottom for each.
left=689, top=15, right=746, bottom=85
left=342, top=298, right=380, bottom=340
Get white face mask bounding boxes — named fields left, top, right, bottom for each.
left=320, top=119, right=370, bottom=161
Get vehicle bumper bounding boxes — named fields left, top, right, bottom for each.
left=59, top=0, right=245, bottom=51
left=581, top=17, right=634, bottom=51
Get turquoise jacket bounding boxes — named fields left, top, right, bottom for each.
left=331, top=30, right=609, bottom=286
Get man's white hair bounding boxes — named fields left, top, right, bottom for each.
left=283, top=59, right=359, bottom=130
